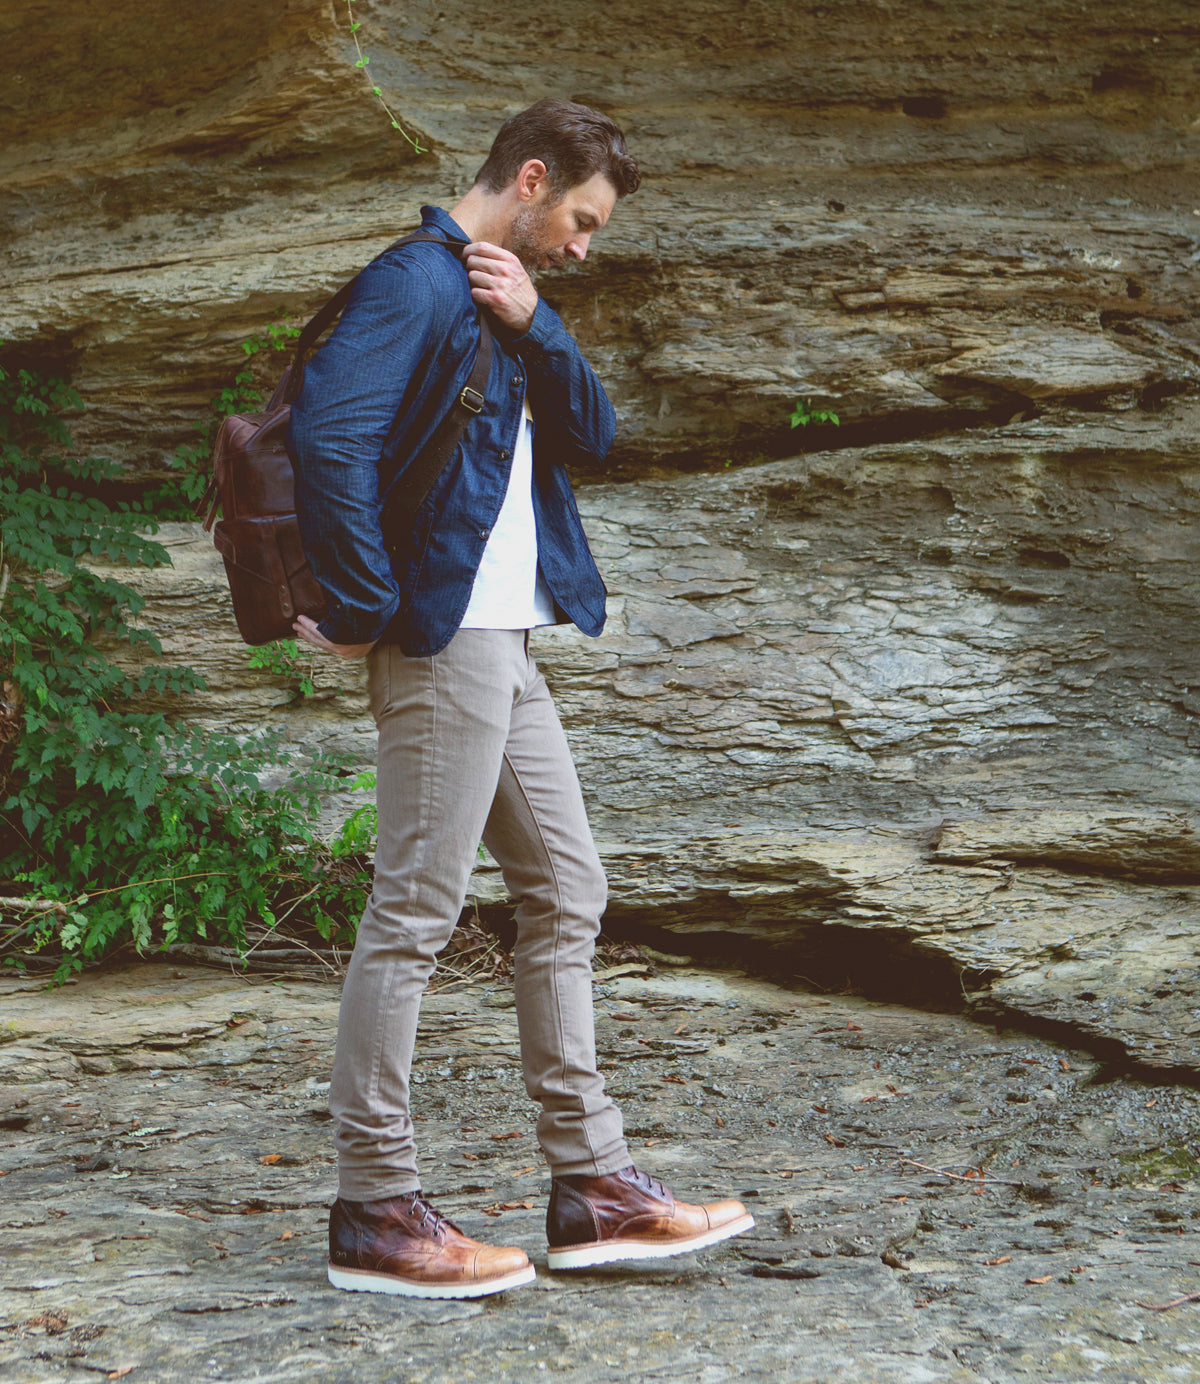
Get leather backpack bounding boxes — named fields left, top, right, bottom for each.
left=198, top=231, right=492, bottom=646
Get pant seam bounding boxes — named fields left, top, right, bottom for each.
left=500, top=738, right=601, bottom=1170
left=361, top=648, right=440, bottom=1167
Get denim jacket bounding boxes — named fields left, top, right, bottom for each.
left=286, top=205, right=611, bottom=656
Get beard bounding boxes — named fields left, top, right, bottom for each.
left=508, top=202, right=565, bottom=274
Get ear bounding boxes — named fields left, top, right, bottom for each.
left=515, top=159, right=550, bottom=202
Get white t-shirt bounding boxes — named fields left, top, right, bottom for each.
left=459, top=398, right=557, bottom=630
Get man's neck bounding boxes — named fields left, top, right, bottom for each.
left=447, top=185, right=514, bottom=246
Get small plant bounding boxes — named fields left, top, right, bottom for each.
left=346, top=0, right=427, bottom=154
left=145, top=320, right=300, bottom=516
left=330, top=772, right=378, bottom=859
left=215, top=321, right=301, bottom=420
left=248, top=638, right=318, bottom=699
left=790, top=397, right=841, bottom=429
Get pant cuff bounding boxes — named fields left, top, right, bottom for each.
left=337, top=1172, right=423, bottom=1202
left=546, top=1148, right=633, bottom=1179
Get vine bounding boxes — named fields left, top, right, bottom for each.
left=0, top=358, right=371, bottom=977
left=346, top=0, right=428, bottom=154
left=248, top=637, right=318, bottom=700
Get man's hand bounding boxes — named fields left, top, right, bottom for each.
left=293, top=614, right=376, bottom=659
left=463, top=242, right=538, bottom=334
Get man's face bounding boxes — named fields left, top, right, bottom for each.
left=508, top=172, right=618, bottom=273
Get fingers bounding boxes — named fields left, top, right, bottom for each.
left=293, top=615, right=331, bottom=652
left=292, top=617, right=375, bottom=659
left=462, top=242, right=536, bottom=332
left=464, top=243, right=527, bottom=292
left=462, top=240, right=519, bottom=267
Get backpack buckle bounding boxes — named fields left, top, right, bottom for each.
left=459, top=386, right=485, bottom=414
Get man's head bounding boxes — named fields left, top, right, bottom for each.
left=474, top=99, right=641, bottom=204
left=471, top=99, right=640, bottom=271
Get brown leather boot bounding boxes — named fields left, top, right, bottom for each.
left=327, top=1191, right=535, bottom=1298
left=545, top=1165, right=754, bottom=1269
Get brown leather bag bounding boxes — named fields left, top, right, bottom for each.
left=199, top=231, right=492, bottom=646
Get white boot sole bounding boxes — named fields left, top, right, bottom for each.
left=546, top=1212, right=755, bottom=1270
left=328, top=1261, right=536, bottom=1299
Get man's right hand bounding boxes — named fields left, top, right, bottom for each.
left=463, top=241, right=539, bottom=334
left=293, top=614, right=376, bottom=659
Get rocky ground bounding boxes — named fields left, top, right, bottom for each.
left=3, top=960, right=1199, bottom=1384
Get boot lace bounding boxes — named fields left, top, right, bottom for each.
left=399, top=1190, right=459, bottom=1235
left=625, top=1165, right=669, bottom=1201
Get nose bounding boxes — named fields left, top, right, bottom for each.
left=565, top=233, right=590, bottom=262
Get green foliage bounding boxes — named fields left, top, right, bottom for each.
left=790, top=397, right=841, bottom=429
left=144, top=320, right=300, bottom=517
left=330, top=773, right=378, bottom=860
left=0, top=359, right=368, bottom=976
left=248, top=638, right=317, bottom=699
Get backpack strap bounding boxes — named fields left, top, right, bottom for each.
left=381, top=306, right=492, bottom=519
left=282, top=229, right=493, bottom=517
left=272, top=229, right=476, bottom=409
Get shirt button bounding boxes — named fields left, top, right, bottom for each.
left=499, top=449, right=511, bottom=460
left=479, top=527, right=490, bottom=540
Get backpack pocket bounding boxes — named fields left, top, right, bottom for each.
left=212, top=514, right=328, bottom=646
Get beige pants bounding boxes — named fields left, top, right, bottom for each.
left=329, top=628, right=629, bottom=1199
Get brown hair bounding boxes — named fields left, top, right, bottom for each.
left=474, top=99, right=641, bottom=199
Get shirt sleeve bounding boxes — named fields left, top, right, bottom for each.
left=287, top=254, right=450, bottom=645
left=510, top=297, right=616, bottom=463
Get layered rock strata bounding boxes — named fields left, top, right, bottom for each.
left=3, top=1, right=1199, bottom=1068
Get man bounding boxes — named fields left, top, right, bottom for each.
left=288, top=99, right=753, bottom=1300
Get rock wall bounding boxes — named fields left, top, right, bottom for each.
left=3, top=1, right=1200, bottom=1067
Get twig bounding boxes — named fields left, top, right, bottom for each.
left=0, top=895, right=69, bottom=914
left=0, top=562, right=9, bottom=615
left=83, top=871, right=231, bottom=900
left=243, top=884, right=322, bottom=948
left=1135, top=1290, right=1200, bottom=1313
left=260, top=926, right=343, bottom=979
left=898, top=1158, right=1027, bottom=1188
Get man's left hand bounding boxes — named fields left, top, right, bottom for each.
left=463, top=242, right=537, bottom=333
left=293, top=614, right=376, bottom=659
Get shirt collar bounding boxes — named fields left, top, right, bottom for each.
left=419, top=204, right=470, bottom=244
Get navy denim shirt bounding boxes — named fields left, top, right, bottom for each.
left=286, top=205, right=612, bottom=656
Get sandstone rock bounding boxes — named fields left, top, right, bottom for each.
left=933, top=808, right=1200, bottom=880
left=929, top=330, right=1169, bottom=401
left=2, top=1, right=1198, bottom=473
left=5, top=1, right=1200, bottom=1075
left=88, top=394, right=1200, bottom=1071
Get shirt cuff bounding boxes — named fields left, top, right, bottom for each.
left=510, top=297, right=568, bottom=360
left=316, top=596, right=399, bottom=647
